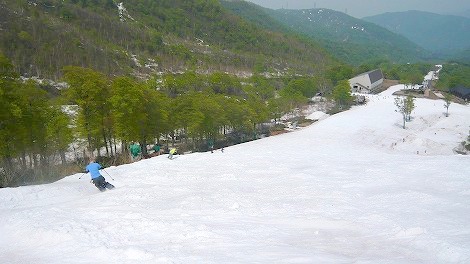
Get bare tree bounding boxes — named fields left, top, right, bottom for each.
left=443, top=93, right=452, bottom=117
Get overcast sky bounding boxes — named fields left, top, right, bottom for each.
left=244, top=0, right=470, bottom=18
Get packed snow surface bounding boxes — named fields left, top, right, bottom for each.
left=1, top=85, right=470, bottom=263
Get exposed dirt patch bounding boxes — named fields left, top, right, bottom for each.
left=270, top=130, right=290, bottom=136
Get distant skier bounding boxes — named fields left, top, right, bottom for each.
left=208, top=139, right=214, bottom=153
left=85, top=158, right=115, bottom=192
left=151, top=144, right=163, bottom=156
left=168, top=148, right=177, bottom=160
left=130, top=142, right=141, bottom=161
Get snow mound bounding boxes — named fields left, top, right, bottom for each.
left=306, top=111, right=329, bottom=121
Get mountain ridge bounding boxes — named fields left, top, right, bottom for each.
left=221, top=1, right=431, bottom=65
left=363, top=10, right=470, bottom=59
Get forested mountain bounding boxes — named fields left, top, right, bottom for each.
left=452, top=48, right=470, bottom=65
left=0, top=0, right=334, bottom=80
left=221, top=1, right=431, bottom=65
left=363, top=11, right=470, bottom=59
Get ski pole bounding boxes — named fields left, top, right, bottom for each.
left=78, top=172, right=87, bottom=180
left=102, top=168, right=115, bottom=181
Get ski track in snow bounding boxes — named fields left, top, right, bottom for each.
left=1, top=85, right=470, bottom=263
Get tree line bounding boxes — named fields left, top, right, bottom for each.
left=0, top=53, right=356, bottom=187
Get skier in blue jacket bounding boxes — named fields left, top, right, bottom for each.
left=85, top=158, right=114, bottom=191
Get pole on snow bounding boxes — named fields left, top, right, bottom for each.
left=78, top=172, right=87, bottom=180
left=103, top=169, right=115, bottom=181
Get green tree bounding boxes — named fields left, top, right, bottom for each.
left=332, top=80, right=353, bottom=109
left=395, top=96, right=407, bottom=129
left=161, top=72, right=205, bottom=97
left=286, top=77, right=319, bottom=98
left=208, top=72, right=243, bottom=95
left=247, top=75, right=275, bottom=100
left=46, top=105, right=74, bottom=165
left=16, top=80, right=51, bottom=168
left=327, top=65, right=353, bottom=85
left=169, top=93, right=226, bottom=148
left=111, top=77, right=168, bottom=155
left=395, top=95, right=416, bottom=129
left=405, top=95, right=415, bottom=121
left=170, top=93, right=204, bottom=146
left=62, top=66, right=111, bottom=155
left=279, top=85, right=307, bottom=111
left=1, top=54, right=74, bottom=186
left=221, top=96, right=255, bottom=136
left=246, top=93, right=269, bottom=136
left=194, top=93, right=226, bottom=141
left=0, top=54, right=22, bottom=163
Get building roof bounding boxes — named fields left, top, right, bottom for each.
left=368, top=69, right=384, bottom=83
left=351, top=69, right=383, bottom=83
left=450, top=86, right=470, bottom=99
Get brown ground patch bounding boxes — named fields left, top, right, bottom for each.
left=270, top=130, right=290, bottom=136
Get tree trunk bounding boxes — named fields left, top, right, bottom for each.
left=103, top=128, right=109, bottom=157
left=140, top=138, right=148, bottom=156
left=113, top=137, right=118, bottom=155
left=60, top=150, right=67, bottom=165
left=21, top=152, right=27, bottom=170
left=1, top=157, right=15, bottom=187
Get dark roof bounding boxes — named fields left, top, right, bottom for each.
left=353, top=69, right=383, bottom=83
left=449, top=86, right=470, bottom=99
left=368, top=69, right=384, bottom=83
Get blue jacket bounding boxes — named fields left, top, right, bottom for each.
left=85, top=162, right=102, bottom=179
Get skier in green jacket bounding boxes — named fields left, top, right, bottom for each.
left=130, top=142, right=141, bottom=160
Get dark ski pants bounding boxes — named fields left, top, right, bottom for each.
left=92, top=176, right=114, bottom=191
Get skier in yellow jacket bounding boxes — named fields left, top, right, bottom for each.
left=168, top=148, right=177, bottom=160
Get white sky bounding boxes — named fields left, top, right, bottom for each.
left=1, top=80, right=470, bottom=262
left=245, top=0, right=470, bottom=18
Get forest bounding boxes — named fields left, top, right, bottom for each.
left=0, top=0, right=333, bottom=80
left=1, top=53, right=356, bottom=187
left=2, top=56, right=469, bottom=188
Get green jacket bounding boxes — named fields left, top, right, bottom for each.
left=152, top=145, right=161, bottom=152
left=130, top=144, right=141, bottom=157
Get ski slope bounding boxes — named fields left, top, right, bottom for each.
left=1, top=85, right=470, bottom=263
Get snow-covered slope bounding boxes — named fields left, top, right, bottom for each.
left=1, top=85, right=470, bottom=263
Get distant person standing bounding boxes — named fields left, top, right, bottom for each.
left=130, top=142, right=141, bottom=161
left=152, top=144, right=162, bottom=156
left=85, top=158, right=114, bottom=192
left=208, top=139, right=214, bottom=153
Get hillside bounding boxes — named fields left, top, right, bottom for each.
left=221, top=1, right=431, bottom=64
left=1, top=84, right=470, bottom=262
left=452, top=48, right=470, bottom=65
left=364, top=10, right=470, bottom=58
left=0, top=0, right=334, bottom=80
